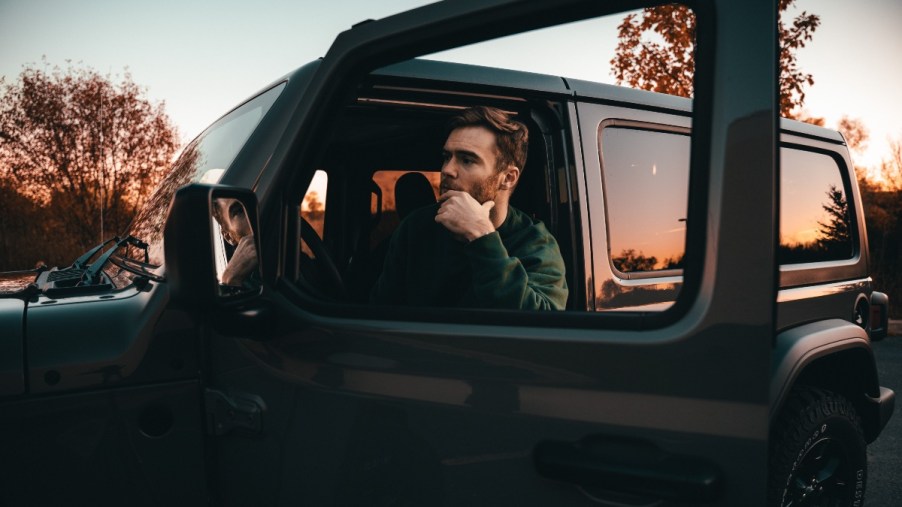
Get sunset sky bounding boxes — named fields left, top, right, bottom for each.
left=1, top=0, right=900, bottom=173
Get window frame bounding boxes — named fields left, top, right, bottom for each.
left=777, top=136, right=868, bottom=288
left=598, top=119, right=692, bottom=281
left=778, top=144, right=858, bottom=266
left=591, top=124, right=867, bottom=297
left=274, top=0, right=730, bottom=331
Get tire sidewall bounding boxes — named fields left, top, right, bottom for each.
left=775, top=395, right=867, bottom=507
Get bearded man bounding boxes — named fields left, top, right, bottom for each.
left=371, top=106, right=567, bottom=310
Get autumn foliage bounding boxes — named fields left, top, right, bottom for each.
left=0, top=62, right=178, bottom=269
left=858, top=141, right=902, bottom=317
left=612, top=0, right=821, bottom=118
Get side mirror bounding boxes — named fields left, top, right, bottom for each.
left=164, top=183, right=262, bottom=308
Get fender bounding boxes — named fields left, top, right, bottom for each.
left=771, top=319, right=893, bottom=442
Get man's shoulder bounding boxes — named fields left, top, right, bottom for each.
left=503, top=206, right=556, bottom=243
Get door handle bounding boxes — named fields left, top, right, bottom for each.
left=533, top=436, right=721, bottom=503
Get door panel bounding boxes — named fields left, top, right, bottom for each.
left=212, top=295, right=771, bottom=504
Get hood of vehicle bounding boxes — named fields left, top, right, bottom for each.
left=0, top=270, right=39, bottom=297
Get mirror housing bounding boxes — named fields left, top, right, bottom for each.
left=164, top=183, right=261, bottom=308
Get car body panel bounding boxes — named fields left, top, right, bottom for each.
left=0, top=298, right=25, bottom=397
left=1, top=0, right=893, bottom=504
left=0, top=380, right=206, bottom=505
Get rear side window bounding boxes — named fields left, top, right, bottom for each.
left=600, top=126, right=689, bottom=275
left=600, top=126, right=855, bottom=277
left=779, top=148, right=854, bottom=263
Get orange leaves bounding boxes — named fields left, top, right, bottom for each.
left=0, top=60, right=179, bottom=265
left=611, top=4, right=695, bottom=99
left=611, top=1, right=821, bottom=118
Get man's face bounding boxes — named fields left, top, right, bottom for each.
left=213, top=198, right=252, bottom=246
left=440, top=126, right=503, bottom=203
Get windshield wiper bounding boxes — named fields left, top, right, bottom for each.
left=108, top=235, right=165, bottom=282
left=71, top=237, right=118, bottom=270
left=79, top=235, right=148, bottom=285
left=35, top=235, right=157, bottom=298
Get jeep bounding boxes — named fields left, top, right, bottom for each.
left=0, top=1, right=894, bottom=505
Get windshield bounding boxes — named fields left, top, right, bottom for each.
left=118, top=82, right=286, bottom=273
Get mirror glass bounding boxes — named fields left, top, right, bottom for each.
left=210, top=194, right=261, bottom=297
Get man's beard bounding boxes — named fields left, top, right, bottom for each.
left=440, top=172, right=501, bottom=204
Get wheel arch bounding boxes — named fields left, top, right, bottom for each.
left=771, top=319, right=883, bottom=443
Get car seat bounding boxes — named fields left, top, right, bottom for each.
left=352, top=172, right=437, bottom=302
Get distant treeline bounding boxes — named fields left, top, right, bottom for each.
left=860, top=185, right=902, bottom=318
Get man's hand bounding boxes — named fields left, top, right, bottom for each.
left=435, top=190, right=496, bottom=242
left=222, top=234, right=259, bottom=286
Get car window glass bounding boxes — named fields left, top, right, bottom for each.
left=600, top=129, right=856, bottom=276
left=601, top=127, right=690, bottom=274
left=779, top=148, right=854, bottom=263
left=300, top=170, right=328, bottom=258
left=122, top=82, right=286, bottom=268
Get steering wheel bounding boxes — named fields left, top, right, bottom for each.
left=300, top=216, right=347, bottom=299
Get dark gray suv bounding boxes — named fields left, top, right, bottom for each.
left=0, top=1, right=894, bottom=505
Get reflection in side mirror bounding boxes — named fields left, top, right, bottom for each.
left=164, top=184, right=261, bottom=308
left=211, top=193, right=262, bottom=299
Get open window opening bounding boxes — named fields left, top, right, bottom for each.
left=281, top=1, right=710, bottom=327
left=292, top=72, right=583, bottom=310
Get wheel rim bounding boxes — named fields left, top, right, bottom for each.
left=784, top=436, right=854, bottom=506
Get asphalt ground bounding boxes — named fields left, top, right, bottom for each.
left=865, top=327, right=901, bottom=506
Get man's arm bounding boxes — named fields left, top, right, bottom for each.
left=222, top=234, right=258, bottom=286
left=464, top=229, right=568, bottom=311
left=435, top=190, right=567, bottom=310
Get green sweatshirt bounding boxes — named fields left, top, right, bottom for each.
left=371, top=204, right=568, bottom=310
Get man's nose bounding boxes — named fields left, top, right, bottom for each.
left=441, top=157, right=457, bottom=178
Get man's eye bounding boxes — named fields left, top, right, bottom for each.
left=441, top=152, right=451, bottom=162
left=230, top=204, right=243, bottom=218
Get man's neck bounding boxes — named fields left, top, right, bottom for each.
left=489, top=200, right=509, bottom=230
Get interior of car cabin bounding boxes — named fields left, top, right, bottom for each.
left=296, top=79, right=583, bottom=310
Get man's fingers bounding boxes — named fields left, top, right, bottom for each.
left=482, top=200, right=495, bottom=212
left=438, top=190, right=462, bottom=201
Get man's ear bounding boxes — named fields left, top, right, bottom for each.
left=499, top=165, right=520, bottom=190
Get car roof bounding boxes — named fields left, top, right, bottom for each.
left=279, top=57, right=845, bottom=146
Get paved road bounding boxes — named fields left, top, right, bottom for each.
left=866, top=334, right=901, bottom=506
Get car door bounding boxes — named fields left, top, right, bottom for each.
left=205, top=1, right=779, bottom=504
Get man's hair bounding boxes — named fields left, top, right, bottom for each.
left=446, top=106, right=528, bottom=173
